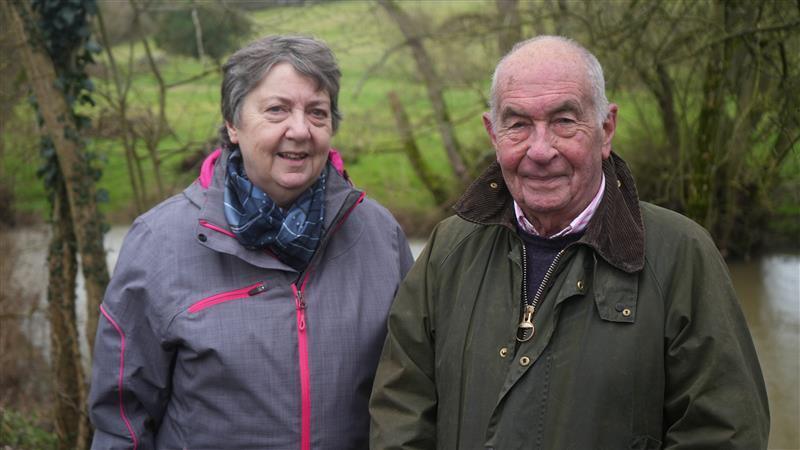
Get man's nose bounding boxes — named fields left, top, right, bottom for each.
left=525, top=123, right=557, bottom=163
left=285, top=109, right=311, bottom=140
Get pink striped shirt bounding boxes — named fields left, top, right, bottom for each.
left=514, top=175, right=606, bottom=238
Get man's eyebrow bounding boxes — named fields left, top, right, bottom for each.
left=499, top=106, right=526, bottom=123
left=549, top=100, right=584, bottom=116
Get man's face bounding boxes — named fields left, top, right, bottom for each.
left=226, top=63, right=332, bottom=208
left=483, top=47, right=617, bottom=236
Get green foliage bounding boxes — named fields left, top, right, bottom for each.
left=27, top=0, right=105, bottom=206
left=0, top=408, right=58, bottom=450
left=153, top=2, right=252, bottom=62
left=4, top=1, right=798, bottom=247
left=577, top=0, right=800, bottom=256
left=31, top=0, right=98, bottom=109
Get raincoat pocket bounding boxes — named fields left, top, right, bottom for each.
left=188, top=282, right=266, bottom=314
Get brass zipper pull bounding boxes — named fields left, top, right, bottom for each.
left=516, top=304, right=535, bottom=342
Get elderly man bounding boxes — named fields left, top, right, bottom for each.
left=369, top=36, right=769, bottom=449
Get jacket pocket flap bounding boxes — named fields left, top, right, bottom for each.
left=593, top=261, right=638, bottom=323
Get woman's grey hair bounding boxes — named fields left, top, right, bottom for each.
left=489, top=35, right=609, bottom=127
left=219, top=35, right=342, bottom=149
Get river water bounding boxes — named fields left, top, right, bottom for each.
left=5, top=227, right=799, bottom=449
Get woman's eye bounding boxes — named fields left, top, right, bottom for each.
left=266, top=106, right=286, bottom=114
left=310, top=108, right=329, bottom=119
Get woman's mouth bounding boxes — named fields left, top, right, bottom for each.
left=277, top=151, right=308, bottom=160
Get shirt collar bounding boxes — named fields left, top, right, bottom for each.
left=514, top=174, right=606, bottom=238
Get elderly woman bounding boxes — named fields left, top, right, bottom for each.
left=88, top=36, right=413, bottom=449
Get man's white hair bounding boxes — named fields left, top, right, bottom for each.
left=489, top=35, right=609, bottom=127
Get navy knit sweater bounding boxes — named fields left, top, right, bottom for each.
left=518, top=229, right=583, bottom=301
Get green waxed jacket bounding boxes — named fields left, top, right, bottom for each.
left=369, top=154, right=769, bottom=450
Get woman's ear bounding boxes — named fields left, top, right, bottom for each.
left=225, top=121, right=239, bottom=144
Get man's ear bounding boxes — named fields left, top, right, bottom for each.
left=600, top=104, right=618, bottom=159
left=482, top=112, right=498, bottom=150
left=225, top=121, right=239, bottom=144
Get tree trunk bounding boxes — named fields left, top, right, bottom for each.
left=496, top=0, right=522, bottom=55
left=96, top=5, right=146, bottom=214
left=377, top=0, right=470, bottom=184
left=4, top=1, right=109, bottom=354
left=388, top=91, right=449, bottom=206
left=140, top=33, right=167, bottom=198
left=48, top=181, right=92, bottom=450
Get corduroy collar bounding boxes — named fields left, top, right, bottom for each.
left=453, top=152, right=645, bottom=273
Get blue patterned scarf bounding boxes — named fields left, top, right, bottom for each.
left=224, top=149, right=326, bottom=271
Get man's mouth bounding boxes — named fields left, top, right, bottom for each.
left=277, top=151, right=309, bottom=161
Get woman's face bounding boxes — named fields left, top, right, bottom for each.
left=226, top=63, right=333, bottom=207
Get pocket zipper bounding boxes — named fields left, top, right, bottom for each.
left=188, top=282, right=266, bottom=314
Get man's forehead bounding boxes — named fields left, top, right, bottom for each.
left=498, top=39, right=586, bottom=83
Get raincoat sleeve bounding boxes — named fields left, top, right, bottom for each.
left=370, top=225, right=440, bottom=450
left=396, top=223, right=415, bottom=280
left=661, top=229, right=770, bottom=449
left=88, top=221, right=174, bottom=450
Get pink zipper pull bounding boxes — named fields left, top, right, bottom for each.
left=293, top=284, right=307, bottom=331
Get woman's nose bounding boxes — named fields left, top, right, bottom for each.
left=285, top=110, right=311, bottom=140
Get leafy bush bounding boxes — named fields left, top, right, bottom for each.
left=0, top=408, right=57, bottom=450
left=153, top=2, right=252, bottom=62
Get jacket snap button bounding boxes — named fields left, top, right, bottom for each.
left=519, top=356, right=530, bottom=366
left=197, top=233, right=207, bottom=242
left=499, top=347, right=508, bottom=358
left=489, top=182, right=499, bottom=189
left=576, top=280, right=585, bottom=291
left=617, top=179, right=622, bottom=188
left=622, top=308, right=632, bottom=317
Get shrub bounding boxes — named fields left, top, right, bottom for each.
left=153, top=2, right=252, bottom=62
left=0, top=408, right=58, bottom=450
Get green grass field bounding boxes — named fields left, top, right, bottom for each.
left=3, top=1, right=497, bottom=228
left=3, top=1, right=797, bottom=241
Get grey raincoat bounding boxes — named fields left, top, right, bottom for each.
left=89, top=149, right=413, bottom=449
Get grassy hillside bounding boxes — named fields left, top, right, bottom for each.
left=3, top=0, right=797, bottom=244
left=3, top=2, right=496, bottom=230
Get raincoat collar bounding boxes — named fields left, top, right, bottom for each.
left=453, top=152, right=645, bottom=273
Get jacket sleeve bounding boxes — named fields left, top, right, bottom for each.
left=88, top=221, right=174, bottom=450
left=370, top=226, right=440, bottom=450
left=661, top=229, right=770, bottom=449
left=396, top=223, right=415, bottom=280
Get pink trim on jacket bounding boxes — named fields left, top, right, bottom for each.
left=328, top=148, right=345, bottom=176
left=188, top=282, right=266, bottom=313
left=99, top=305, right=139, bottom=450
left=198, top=148, right=222, bottom=189
left=199, top=219, right=236, bottom=238
left=330, top=192, right=366, bottom=237
left=292, top=281, right=311, bottom=450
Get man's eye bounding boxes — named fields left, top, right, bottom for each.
left=554, top=117, right=575, bottom=125
left=509, top=121, right=526, bottom=129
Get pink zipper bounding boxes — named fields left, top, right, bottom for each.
left=292, top=281, right=311, bottom=450
left=188, top=282, right=266, bottom=314
left=289, top=193, right=365, bottom=450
